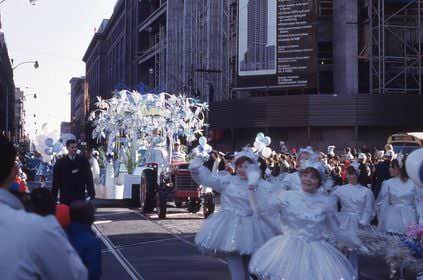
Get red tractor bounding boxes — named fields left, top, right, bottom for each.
left=139, top=162, right=215, bottom=219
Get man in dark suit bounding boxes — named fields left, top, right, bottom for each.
left=52, top=139, right=95, bottom=205
left=372, top=151, right=393, bottom=199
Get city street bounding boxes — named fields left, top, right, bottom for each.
left=90, top=199, right=413, bottom=280
left=2, top=0, right=423, bottom=279
left=93, top=200, right=229, bottom=280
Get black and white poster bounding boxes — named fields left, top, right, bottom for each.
left=238, top=0, right=277, bottom=76
left=237, top=0, right=317, bottom=90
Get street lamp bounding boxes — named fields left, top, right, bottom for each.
left=12, top=60, right=39, bottom=71
left=24, top=93, right=37, bottom=99
left=6, top=60, right=39, bottom=137
left=0, top=0, right=37, bottom=5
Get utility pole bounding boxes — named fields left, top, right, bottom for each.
left=194, top=69, right=222, bottom=138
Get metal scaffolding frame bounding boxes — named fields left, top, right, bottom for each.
left=165, top=0, right=231, bottom=101
left=368, top=0, right=422, bottom=94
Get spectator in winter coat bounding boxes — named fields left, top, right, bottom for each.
left=372, top=151, right=393, bottom=198
left=0, top=135, right=87, bottom=280
left=52, top=139, right=95, bottom=205
left=67, top=201, right=102, bottom=280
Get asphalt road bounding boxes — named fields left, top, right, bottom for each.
left=91, top=199, right=418, bottom=280
left=93, top=200, right=229, bottom=280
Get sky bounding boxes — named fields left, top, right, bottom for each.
left=0, top=0, right=117, bottom=139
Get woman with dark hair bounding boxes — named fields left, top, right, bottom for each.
left=331, top=164, right=375, bottom=274
left=189, top=151, right=280, bottom=280
left=249, top=164, right=368, bottom=280
left=376, top=156, right=423, bottom=234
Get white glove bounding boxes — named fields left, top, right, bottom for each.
left=246, top=164, right=261, bottom=186
left=189, top=157, right=204, bottom=170
left=358, top=219, right=369, bottom=227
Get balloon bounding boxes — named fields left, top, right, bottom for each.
left=36, top=135, right=47, bottom=146
left=255, top=132, right=265, bottom=143
left=44, top=137, right=55, bottom=147
left=44, top=147, right=53, bottom=156
left=199, top=136, right=207, bottom=146
left=42, top=154, right=53, bottom=163
left=405, top=148, right=423, bottom=187
left=263, top=136, right=271, bottom=146
left=61, top=133, right=76, bottom=144
left=254, top=141, right=265, bottom=152
left=52, top=143, right=63, bottom=153
left=203, top=144, right=212, bottom=154
left=261, top=147, right=272, bottom=158
left=41, top=123, right=52, bottom=135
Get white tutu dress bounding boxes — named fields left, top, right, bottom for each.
left=250, top=190, right=362, bottom=280
left=376, top=177, right=423, bottom=234
left=190, top=166, right=281, bottom=256
left=332, top=184, right=375, bottom=234
left=331, top=184, right=375, bottom=275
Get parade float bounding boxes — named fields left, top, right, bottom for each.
left=90, top=90, right=215, bottom=218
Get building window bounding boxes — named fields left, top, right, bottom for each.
left=318, top=41, right=333, bottom=65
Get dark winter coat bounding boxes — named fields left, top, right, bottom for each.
left=52, top=155, right=95, bottom=205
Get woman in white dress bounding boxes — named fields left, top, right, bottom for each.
left=189, top=152, right=281, bottom=280
left=331, top=164, right=375, bottom=275
left=89, top=151, right=101, bottom=185
left=249, top=165, right=368, bottom=280
left=376, top=157, right=423, bottom=234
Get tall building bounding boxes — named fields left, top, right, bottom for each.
left=0, top=30, right=15, bottom=140
left=83, top=0, right=140, bottom=146
left=138, top=0, right=231, bottom=102
left=208, top=0, right=423, bottom=150
left=85, top=0, right=231, bottom=105
left=83, top=0, right=140, bottom=114
left=83, top=0, right=423, bottom=150
left=69, top=77, right=88, bottom=141
left=14, top=88, right=25, bottom=143
left=240, top=0, right=275, bottom=71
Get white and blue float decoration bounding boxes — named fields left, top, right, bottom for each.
left=89, top=89, right=209, bottom=170
left=405, top=148, right=423, bottom=187
left=192, top=136, right=213, bottom=159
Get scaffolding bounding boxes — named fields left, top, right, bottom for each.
left=165, top=0, right=231, bottom=101
left=367, top=0, right=422, bottom=94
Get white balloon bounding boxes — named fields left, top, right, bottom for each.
left=261, top=147, right=272, bottom=158
left=254, top=141, right=265, bottom=152
left=405, top=148, right=423, bottom=187
left=203, top=144, right=212, bottom=153
left=41, top=123, right=52, bottom=135
left=42, top=154, right=53, bottom=163
left=36, top=135, right=47, bottom=146
left=199, top=136, right=207, bottom=146
left=263, top=136, right=272, bottom=146
left=255, top=132, right=265, bottom=143
left=35, top=142, right=48, bottom=154
left=61, top=133, right=76, bottom=144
